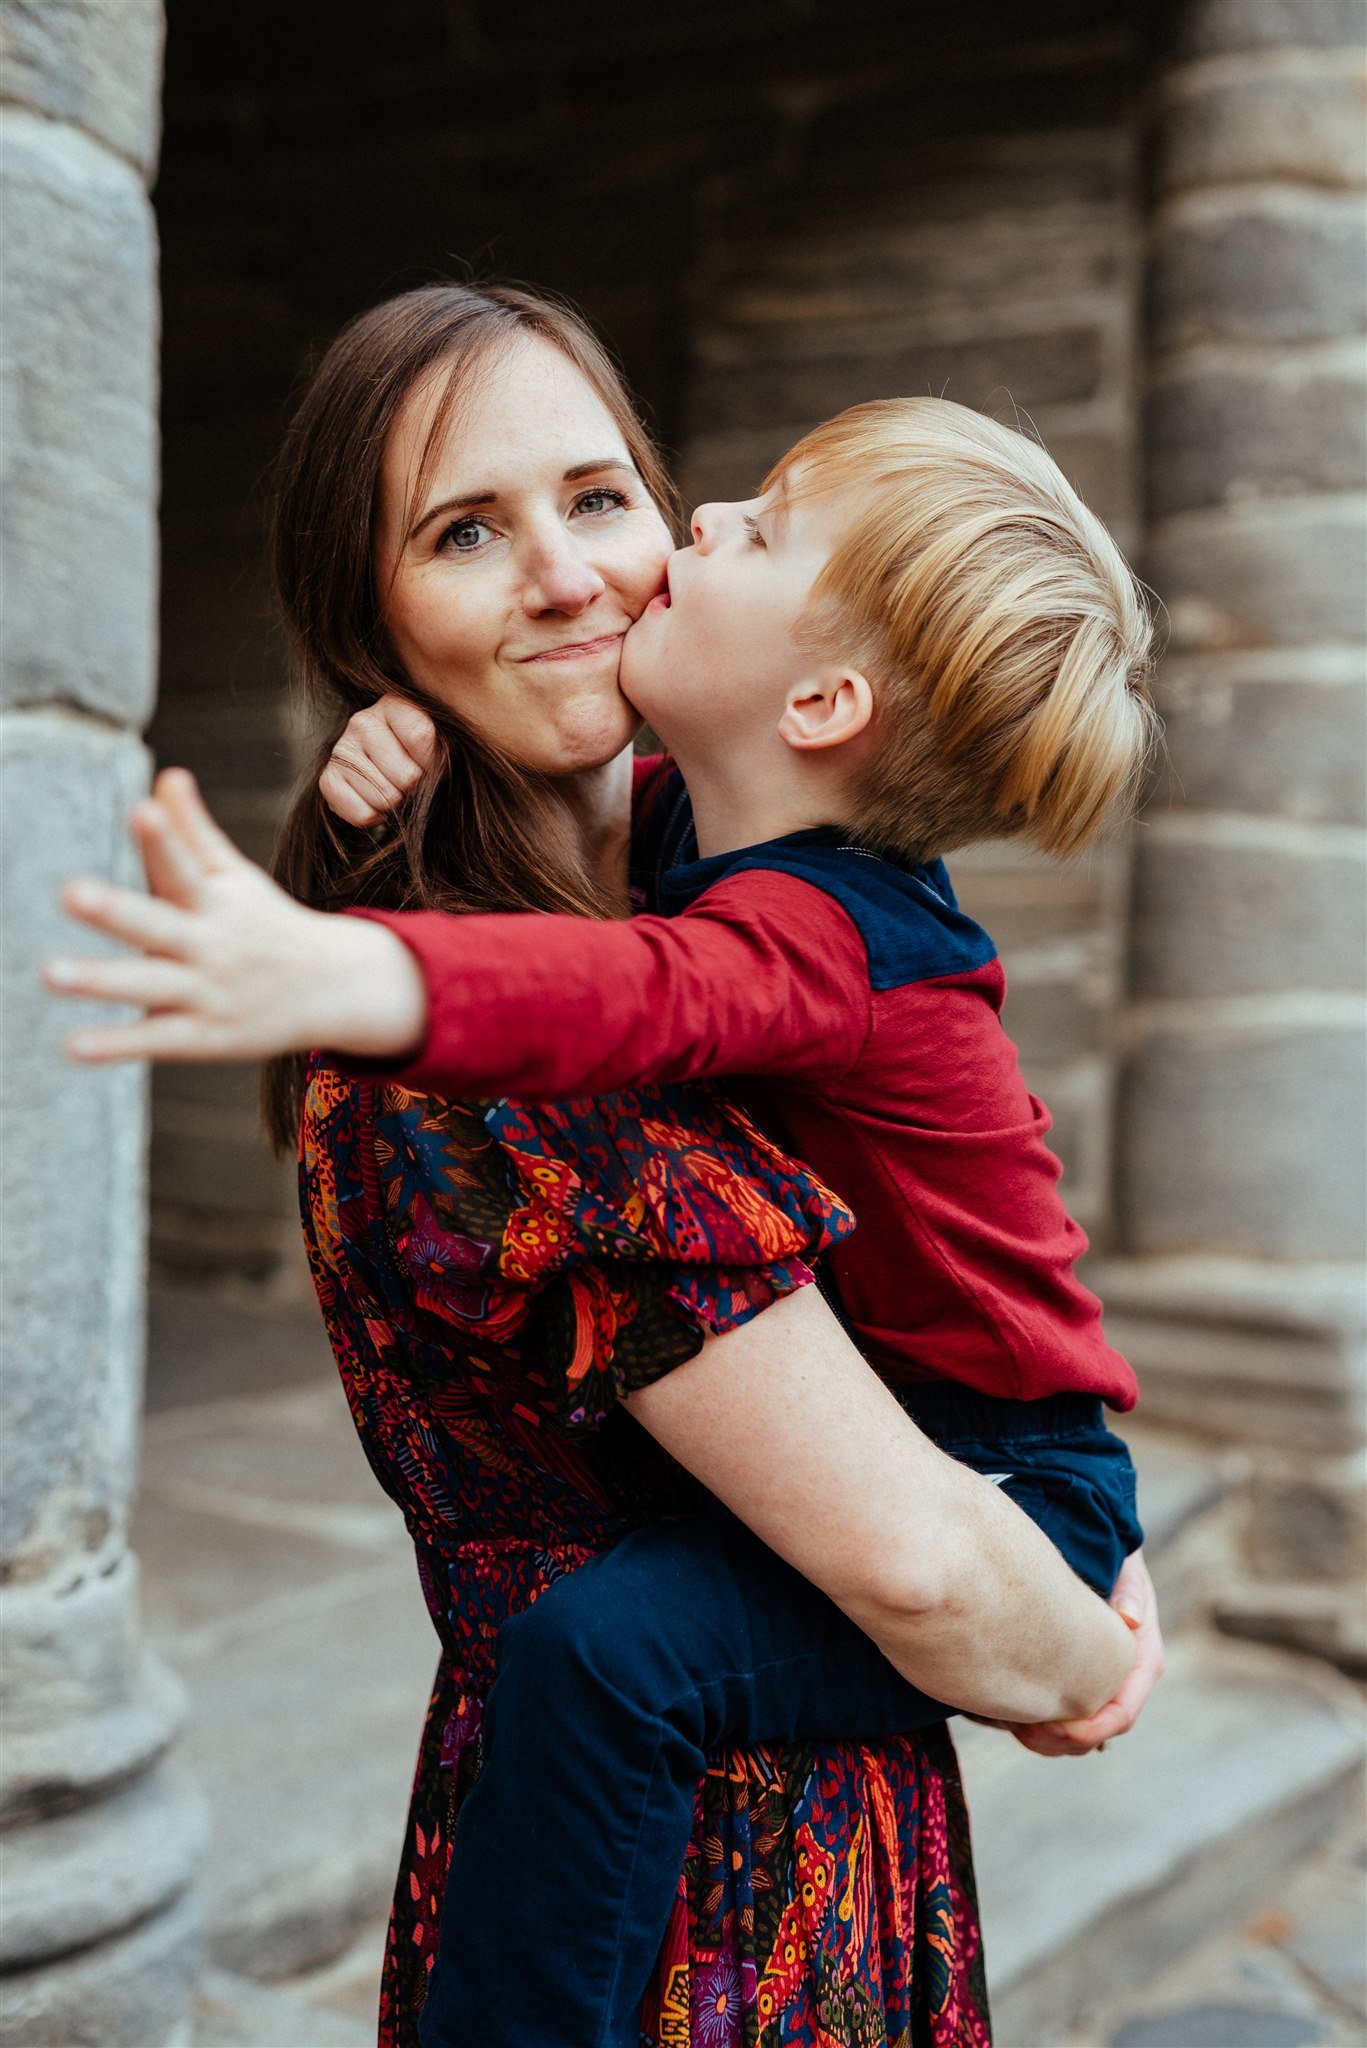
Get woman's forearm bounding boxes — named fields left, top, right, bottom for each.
left=625, top=1285, right=1135, bottom=1726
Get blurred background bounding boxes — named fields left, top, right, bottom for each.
left=2, top=2, right=1364, bottom=2044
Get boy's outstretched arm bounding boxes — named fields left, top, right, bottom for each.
left=44, top=772, right=429, bottom=1065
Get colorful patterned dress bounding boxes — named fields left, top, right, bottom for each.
left=299, top=1061, right=992, bottom=2047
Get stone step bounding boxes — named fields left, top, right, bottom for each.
left=194, top=1969, right=372, bottom=2048
left=957, top=1640, right=1366, bottom=2047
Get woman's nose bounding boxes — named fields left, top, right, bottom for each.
left=523, top=532, right=607, bottom=615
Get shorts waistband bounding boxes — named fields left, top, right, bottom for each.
left=888, top=1384, right=1107, bottom=1446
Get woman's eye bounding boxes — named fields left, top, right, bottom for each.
left=573, top=487, right=629, bottom=518
left=744, top=515, right=766, bottom=549
left=439, top=517, right=494, bottom=553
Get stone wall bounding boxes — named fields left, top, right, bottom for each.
left=0, top=3, right=207, bottom=2039
left=1093, top=0, right=1367, bottom=1458
left=151, top=0, right=1149, bottom=1283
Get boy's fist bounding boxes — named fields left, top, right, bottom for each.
left=321, top=696, right=439, bottom=826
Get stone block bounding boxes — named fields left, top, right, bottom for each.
left=1147, top=498, right=1367, bottom=650
left=1242, top=1453, right=1367, bottom=1582
left=1173, top=1, right=1367, bottom=57
left=1151, top=192, right=1366, bottom=350
left=1129, top=827, right=1366, bottom=999
left=0, top=111, right=157, bottom=725
left=0, top=1884, right=200, bottom=2048
left=1102, top=1306, right=1362, bottom=1449
left=0, top=1556, right=186, bottom=1822
left=961, top=1638, right=1366, bottom=2041
left=149, top=1117, right=293, bottom=1222
left=1146, top=352, right=1367, bottom=518
left=1215, top=1581, right=1367, bottom=1676
left=1152, top=655, right=1367, bottom=825
left=0, top=711, right=149, bottom=1575
left=1117, top=1023, right=1367, bottom=1260
left=194, top=1970, right=372, bottom=2048
left=999, top=966, right=1111, bottom=1067
left=0, top=0, right=163, bottom=175
left=0, top=1759, right=207, bottom=1968
left=688, top=324, right=1107, bottom=435
left=1158, top=62, right=1367, bottom=195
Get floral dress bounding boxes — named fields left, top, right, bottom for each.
left=300, top=1060, right=992, bottom=2048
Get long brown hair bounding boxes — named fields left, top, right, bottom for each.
left=262, top=282, right=677, bottom=1150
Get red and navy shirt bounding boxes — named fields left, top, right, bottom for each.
left=362, top=762, right=1137, bottom=1410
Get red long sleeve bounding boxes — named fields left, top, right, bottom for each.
left=355, top=870, right=871, bottom=1102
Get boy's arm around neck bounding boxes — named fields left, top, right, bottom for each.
left=352, top=870, right=870, bottom=1100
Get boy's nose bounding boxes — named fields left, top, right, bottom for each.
left=690, top=501, right=725, bottom=551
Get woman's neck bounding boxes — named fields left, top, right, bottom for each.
left=557, top=745, right=636, bottom=914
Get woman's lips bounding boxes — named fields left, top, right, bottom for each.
left=517, top=631, right=626, bottom=664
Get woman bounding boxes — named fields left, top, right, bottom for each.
left=51, top=284, right=1162, bottom=2046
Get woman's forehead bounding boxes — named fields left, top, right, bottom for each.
left=389, top=336, right=629, bottom=499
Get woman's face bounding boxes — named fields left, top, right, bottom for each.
left=374, top=337, right=672, bottom=777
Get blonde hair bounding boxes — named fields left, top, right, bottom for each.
left=767, top=398, right=1157, bottom=862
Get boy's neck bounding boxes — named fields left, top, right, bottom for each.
left=676, top=749, right=846, bottom=861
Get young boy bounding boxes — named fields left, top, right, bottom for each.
left=321, top=398, right=1157, bottom=2046
left=49, top=398, right=1156, bottom=2046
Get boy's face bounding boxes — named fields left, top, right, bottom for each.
left=620, top=479, right=845, bottom=753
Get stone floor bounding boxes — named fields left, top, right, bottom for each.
left=136, top=1285, right=1367, bottom=2048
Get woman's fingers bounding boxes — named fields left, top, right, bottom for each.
left=42, top=953, right=196, bottom=1012
left=58, top=876, right=196, bottom=958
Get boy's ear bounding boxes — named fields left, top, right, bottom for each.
left=778, top=669, right=874, bottom=754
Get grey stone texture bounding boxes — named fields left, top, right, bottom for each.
left=1172, top=0, right=1367, bottom=58
left=1128, top=824, right=1367, bottom=999
left=1117, top=1023, right=1367, bottom=1262
left=0, top=111, right=158, bottom=726
left=1151, top=653, right=1367, bottom=826
left=1158, top=57, right=1367, bottom=195
left=0, top=1886, right=200, bottom=2048
left=1242, top=1453, right=1367, bottom=1583
left=0, top=713, right=150, bottom=1574
left=960, top=1639, right=1365, bottom=2045
left=1149, top=497, right=1367, bottom=651
left=1151, top=191, right=1367, bottom=353
left=0, top=0, right=164, bottom=174
left=0, top=1762, right=207, bottom=1969
left=1146, top=348, right=1367, bottom=518
left=134, top=1375, right=434, bottom=1981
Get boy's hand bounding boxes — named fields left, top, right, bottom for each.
left=320, top=696, right=438, bottom=826
left=1002, top=1548, right=1164, bottom=1757
left=42, top=769, right=428, bottom=1065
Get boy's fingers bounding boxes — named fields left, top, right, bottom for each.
left=64, top=1011, right=222, bottom=1064
left=43, top=954, right=196, bottom=1011
left=59, top=877, right=196, bottom=958
left=318, top=763, right=383, bottom=828
left=380, top=697, right=439, bottom=766
left=132, top=800, right=204, bottom=909
left=153, top=769, right=242, bottom=873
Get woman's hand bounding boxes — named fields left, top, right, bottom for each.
left=42, top=769, right=428, bottom=1064
left=999, top=1548, right=1165, bottom=1757
left=319, top=696, right=438, bottom=826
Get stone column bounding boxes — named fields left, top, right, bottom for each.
left=1095, top=0, right=1365, bottom=1607
left=0, top=6, right=207, bottom=2043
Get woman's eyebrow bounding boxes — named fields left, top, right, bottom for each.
left=409, top=459, right=637, bottom=542
left=409, top=489, right=496, bottom=542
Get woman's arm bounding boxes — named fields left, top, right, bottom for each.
left=626, top=1285, right=1138, bottom=1730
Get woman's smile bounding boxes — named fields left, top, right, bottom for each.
left=517, top=630, right=627, bottom=664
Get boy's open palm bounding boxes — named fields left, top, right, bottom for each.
left=43, top=770, right=426, bottom=1065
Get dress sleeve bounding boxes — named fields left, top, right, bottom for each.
left=371, top=1074, right=855, bottom=1435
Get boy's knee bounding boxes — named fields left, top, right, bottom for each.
left=494, top=1551, right=695, bottom=1731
